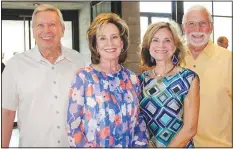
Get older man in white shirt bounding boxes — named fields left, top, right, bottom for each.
left=2, top=4, right=85, bottom=147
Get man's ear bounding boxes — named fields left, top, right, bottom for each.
left=62, top=25, right=65, bottom=37
left=209, top=22, right=213, bottom=33
left=32, top=29, right=35, bottom=39
left=181, top=24, right=186, bottom=34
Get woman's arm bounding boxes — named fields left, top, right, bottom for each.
left=132, top=75, right=149, bottom=147
left=167, top=76, right=200, bottom=147
left=132, top=106, right=149, bottom=147
left=67, top=71, right=87, bottom=147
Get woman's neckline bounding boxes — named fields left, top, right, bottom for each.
left=89, top=64, right=123, bottom=75
left=147, top=66, right=184, bottom=79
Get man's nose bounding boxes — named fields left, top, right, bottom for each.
left=43, top=25, right=51, bottom=32
left=193, top=24, right=201, bottom=32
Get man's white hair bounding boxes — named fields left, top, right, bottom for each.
left=32, top=4, right=65, bottom=27
left=182, top=5, right=212, bottom=24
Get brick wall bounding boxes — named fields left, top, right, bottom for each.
left=121, top=2, right=141, bottom=74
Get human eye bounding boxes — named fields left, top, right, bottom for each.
left=99, top=36, right=106, bottom=41
left=37, top=24, right=44, bottom=28
left=152, top=38, right=159, bottom=42
left=199, top=21, right=208, bottom=27
left=187, top=22, right=196, bottom=28
left=165, top=39, right=171, bottom=43
left=113, top=35, right=119, bottom=39
left=49, top=23, right=56, bottom=27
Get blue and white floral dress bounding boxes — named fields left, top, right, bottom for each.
left=67, top=65, right=148, bottom=147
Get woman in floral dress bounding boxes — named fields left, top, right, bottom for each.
left=66, top=13, right=148, bottom=147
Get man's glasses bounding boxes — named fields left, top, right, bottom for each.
left=186, top=21, right=209, bottom=28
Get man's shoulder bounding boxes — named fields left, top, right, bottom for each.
left=6, top=50, right=31, bottom=65
left=214, top=44, right=231, bottom=58
left=63, top=47, right=84, bottom=59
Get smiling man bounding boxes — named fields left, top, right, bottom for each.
left=182, top=5, right=232, bottom=147
left=2, top=4, right=85, bottom=147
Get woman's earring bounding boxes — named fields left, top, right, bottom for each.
left=172, top=55, right=178, bottom=65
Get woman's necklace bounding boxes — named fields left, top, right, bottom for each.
left=153, top=65, right=176, bottom=83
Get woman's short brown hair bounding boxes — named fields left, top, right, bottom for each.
left=87, top=13, right=129, bottom=64
left=140, top=20, right=187, bottom=68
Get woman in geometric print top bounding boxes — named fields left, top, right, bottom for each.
left=66, top=13, right=148, bottom=147
left=137, top=21, right=200, bottom=147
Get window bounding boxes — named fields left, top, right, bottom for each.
left=213, top=2, right=232, bottom=51
left=140, top=17, right=148, bottom=41
left=140, top=2, right=172, bottom=13
left=2, top=20, right=26, bottom=64
left=213, top=17, right=232, bottom=50
left=61, top=21, right=73, bottom=49
left=213, top=2, right=232, bottom=16
left=139, top=2, right=172, bottom=40
left=183, top=2, right=212, bottom=15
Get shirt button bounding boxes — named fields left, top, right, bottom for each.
left=52, top=67, right=55, bottom=69
left=58, top=140, right=60, bottom=143
left=193, top=65, right=196, bottom=68
left=57, top=126, right=60, bottom=129
left=53, top=81, right=56, bottom=84
left=55, top=95, right=58, bottom=99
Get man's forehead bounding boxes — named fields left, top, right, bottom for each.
left=34, top=12, right=58, bottom=21
left=186, top=9, right=209, bottom=20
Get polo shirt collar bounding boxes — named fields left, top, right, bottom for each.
left=31, top=45, right=73, bottom=62
left=187, top=40, right=214, bottom=58
left=201, top=40, right=214, bottom=57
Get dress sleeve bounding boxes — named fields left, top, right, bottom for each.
left=132, top=76, right=149, bottom=147
left=67, top=69, right=87, bottom=147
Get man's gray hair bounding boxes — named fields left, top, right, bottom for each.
left=32, top=4, right=64, bottom=27
left=182, top=5, right=212, bottom=24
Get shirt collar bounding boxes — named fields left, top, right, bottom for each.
left=187, top=40, right=214, bottom=58
left=31, top=45, right=73, bottom=63
left=201, top=40, right=214, bottom=57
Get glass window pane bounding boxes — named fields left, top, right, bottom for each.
left=151, top=17, right=170, bottom=23
left=2, top=20, right=25, bottom=63
left=140, top=17, right=148, bottom=41
left=213, top=17, right=232, bottom=51
left=184, top=2, right=212, bottom=15
left=24, top=21, right=30, bottom=51
left=30, top=20, right=36, bottom=48
left=213, top=2, right=232, bottom=16
left=140, top=2, right=172, bottom=13
left=61, top=21, right=72, bottom=49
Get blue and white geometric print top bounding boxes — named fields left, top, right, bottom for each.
left=138, top=68, right=199, bottom=147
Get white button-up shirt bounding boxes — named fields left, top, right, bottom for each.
left=2, top=46, right=85, bottom=147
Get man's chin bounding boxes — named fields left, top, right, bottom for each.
left=188, top=40, right=209, bottom=47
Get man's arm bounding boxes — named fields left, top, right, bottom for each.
left=2, top=57, right=19, bottom=147
left=2, top=108, right=16, bottom=147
